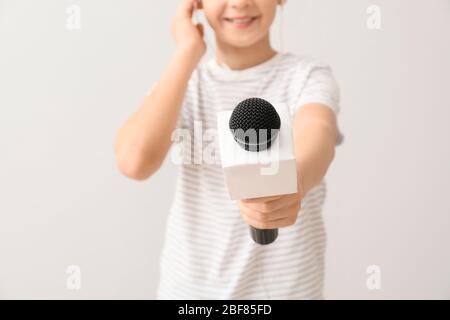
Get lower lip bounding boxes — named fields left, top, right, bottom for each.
left=224, top=17, right=258, bottom=29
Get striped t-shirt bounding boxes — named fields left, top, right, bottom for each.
left=156, top=51, right=343, bottom=299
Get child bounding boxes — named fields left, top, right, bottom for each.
left=115, top=0, right=343, bottom=299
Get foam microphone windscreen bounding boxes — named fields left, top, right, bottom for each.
left=229, top=98, right=281, bottom=152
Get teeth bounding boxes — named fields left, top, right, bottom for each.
left=234, top=19, right=252, bottom=23
left=228, top=18, right=253, bottom=23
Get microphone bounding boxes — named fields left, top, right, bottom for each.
left=229, top=98, right=281, bottom=244
left=229, top=98, right=281, bottom=152
left=217, top=98, right=298, bottom=245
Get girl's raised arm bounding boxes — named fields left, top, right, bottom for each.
left=114, top=0, right=205, bottom=180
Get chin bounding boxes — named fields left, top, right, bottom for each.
left=219, top=33, right=265, bottom=49
left=226, top=40, right=257, bottom=48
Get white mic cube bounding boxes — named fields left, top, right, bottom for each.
left=217, top=102, right=298, bottom=200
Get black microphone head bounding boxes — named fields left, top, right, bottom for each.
left=229, top=97, right=281, bottom=152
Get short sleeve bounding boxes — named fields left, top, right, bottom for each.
left=296, top=64, right=340, bottom=115
left=290, top=60, right=344, bottom=146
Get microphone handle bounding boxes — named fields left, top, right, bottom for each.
left=249, top=226, right=278, bottom=245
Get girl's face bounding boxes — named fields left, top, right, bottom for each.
left=200, top=0, right=283, bottom=48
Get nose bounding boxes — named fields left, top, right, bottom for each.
left=228, top=0, right=252, bottom=9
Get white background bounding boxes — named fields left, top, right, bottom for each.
left=0, top=0, right=449, bottom=299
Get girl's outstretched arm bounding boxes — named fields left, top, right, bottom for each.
left=293, top=103, right=338, bottom=197
left=238, top=103, right=338, bottom=230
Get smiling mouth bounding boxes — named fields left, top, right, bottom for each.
left=223, top=16, right=259, bottom=28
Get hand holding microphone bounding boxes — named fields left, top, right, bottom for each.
left=237, top=187, right=303, bottom=243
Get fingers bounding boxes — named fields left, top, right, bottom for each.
left=257, top=216, right=297, bottom=229
left=238, top=201, right=287, bottom=222
left=243, top=209, right=299, bottom=229
left=241, top=195, right=283, bottom=204
left=177, top=0, right=196, bottom=19
left=238, top=201, right=300, bottom=229
left=194, top=0, right=203, bottom=10
left=242, top=193, right=301, bottom=213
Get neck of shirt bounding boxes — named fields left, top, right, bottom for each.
left=205, top=52, right=285, bottom=82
